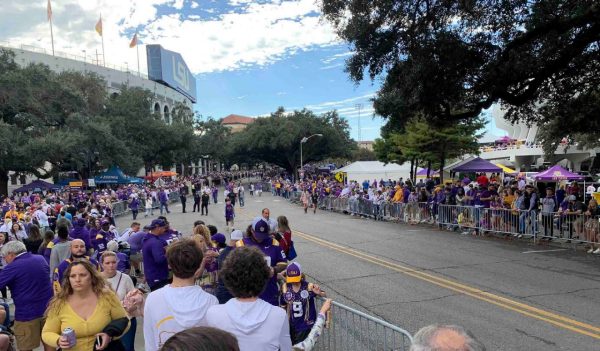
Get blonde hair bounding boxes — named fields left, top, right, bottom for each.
left=191, top=225, right=213, bottom=250
left=45, top=260, right=109, bottom=316
left=100, top=250, right=118, bottom=264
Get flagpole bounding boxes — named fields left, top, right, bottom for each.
left=101, top=31, right=105, bottom=67
left=49, top=16, right=55, bottom=56
left=48, top=0, right=55, bottom=56
left=136, top=40, right=140, bottom=77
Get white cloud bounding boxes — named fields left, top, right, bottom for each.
left=305, top=93, right=376, bottom=111
left=172, top=0, right=184, bottom=10
left=276, top=91, right=287, bottom=96
left=320, top=63, right=344, bottom=70
left=0, top=0, right=342, bottom=74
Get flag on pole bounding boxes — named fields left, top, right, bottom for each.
left=47, top=0, right=52, bottom=21
left=95, top=15, right=103, bottom=36
left=129, top=32, right=138, bottom=48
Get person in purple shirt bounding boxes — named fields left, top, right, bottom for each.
left=158, top=189, right=170, bottom=215
left=129, top=196, right=140, bottom=220
left=279, top=262, right=325, bottom=345
left=0, top=241, right=52, bottom=350
left=142, top=219, right=170, bottom=291
left=53, top=239, right=100, bottom=294
left=236, top=217, right=287, bottom=306
left=69, top=217, right=91, bottom=251
left=402, top=186, right=410, bottom=204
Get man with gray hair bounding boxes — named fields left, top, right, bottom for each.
left=410, top=324, right=485, bottom=351
left=0, top=241, right=53, bottom=351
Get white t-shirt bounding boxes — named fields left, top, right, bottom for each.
left=106, top=271, right=135, bottom=301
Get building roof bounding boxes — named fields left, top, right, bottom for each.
left=222, top=114, right=254, bottom=125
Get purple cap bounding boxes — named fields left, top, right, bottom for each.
left=100, top=219, right=110, bottom=226
left=147, top=218, right=167, bottom=229
left=252, top=217, right=270, bottom=243
left=286, top=262, right=302, bottom=283
left=211, top=233, right=226, bottom=245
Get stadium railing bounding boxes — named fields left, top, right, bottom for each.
left=314, top=298, right=413, bottom=351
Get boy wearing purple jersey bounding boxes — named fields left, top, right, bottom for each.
left=236, top=217, right=287, bottom=306
left=225, top=198, right=235, bottom=227
left=280, top=262, right=325, bottom=345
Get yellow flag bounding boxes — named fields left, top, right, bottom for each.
left=129, top=33, right=138, bottom=48
left=95, top=15, right=102, bottom=36
left=47, top=0, right=52, bottom=21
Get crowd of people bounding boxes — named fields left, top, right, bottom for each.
left=267, top=172, right=600, bottom=252
left=0, top=169, right=492, bottom=351
left=0, top=170, right=346, bottom=351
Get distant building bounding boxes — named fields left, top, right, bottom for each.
left=357, top=141, right=374, bottom=151
left=221, top=114, right=254, bottom=133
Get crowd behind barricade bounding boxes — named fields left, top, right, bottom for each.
left=265, top=171, right=600, bottom=253
left=0, top=168, right=487, bottom=351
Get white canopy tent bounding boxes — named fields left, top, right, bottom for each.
left=336, top=161, right=414, bottom=182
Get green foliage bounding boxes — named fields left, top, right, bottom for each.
left=321, top=0, right=600, bottom=136
left=351, top=147, right=377, bottom=161
left=374, top=117, right=484, bottom=181
left=0, top=48, right=198, bottom=194
left=226, top=108, right=355, bottom=173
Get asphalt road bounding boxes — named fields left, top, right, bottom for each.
left=116, top=191, right=600, bottom=351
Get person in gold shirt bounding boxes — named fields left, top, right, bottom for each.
left=42, top=260, right=129, bottom=350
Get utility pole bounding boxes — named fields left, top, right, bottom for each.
left=355, top=103, right=363, bottom=142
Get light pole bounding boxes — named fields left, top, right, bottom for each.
left=300, top=133, right=323, bottom=178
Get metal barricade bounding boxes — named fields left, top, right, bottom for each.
left=314, top=298, right=412, bottom=351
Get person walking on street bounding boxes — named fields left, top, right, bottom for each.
left=201, top=191, right=210, bottom=216
left=225, top=199, right=235, bottom=228
left=238, top=184, right=245, bottom=207
left=159, top=188, right=170, bottom=215
left=311, top=191, right=319, bottom=214
left=180, top=184, right=188, bottom=213
left=145, top=193, right=154, bottom=217
left=129, top=195, right=140, bottom=220
left=193, top=191, right=201, bottom=213
left=142, top=219, right=170, bottom=291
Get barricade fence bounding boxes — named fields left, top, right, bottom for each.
left=314, top=298, right=412, bottom=351
left=274, top=191, right=600, bottom=247
left=111, top=191, right=181, bottom=217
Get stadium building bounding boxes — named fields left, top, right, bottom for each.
left=1, top=42, right=217, bottom=191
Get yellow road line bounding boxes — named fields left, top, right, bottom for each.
left=294, top=230, right=600, bottom=340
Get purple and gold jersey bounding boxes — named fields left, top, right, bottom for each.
left=280, top=281, right=317, bottom=332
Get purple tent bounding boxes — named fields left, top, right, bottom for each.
left=495, top=136, right=515, bottom=144
left=534, top=165, right=583, bottom=181
left=13, top=180, right=60, bottom=193
left=451, top=157, right=502, bottom=173
left=416, top=168, right=439, bottom=177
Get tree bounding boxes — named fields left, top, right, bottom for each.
left=0, top=49, right=198, bottom=194
left=227, top=108, right=355, bottom=175
left=374, top=117, right=484, bottom=182
left=321, top=1, right=600, bottom=132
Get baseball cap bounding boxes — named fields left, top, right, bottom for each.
left=230, top=229, right=243, bottom=241
left=107, top=240, right=119, bottom=252
left=252, top=217, right=270, bottom=243
left=286, top=262, right=302, bottom=283
left=147, top=218, right=167, bottom=230
left=100, top=219, right=110, bottom=226
left=211, top=233, right=226, bottom=245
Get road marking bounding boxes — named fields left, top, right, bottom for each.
left=522, top=249, right=569, bottom=254
left=294, top=230, right=600, bottom=340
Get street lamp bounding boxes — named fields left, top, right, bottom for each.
left=300, top=133, right=323, bottom=178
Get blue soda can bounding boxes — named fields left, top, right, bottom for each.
left=62, top=327, right=76, bottom=347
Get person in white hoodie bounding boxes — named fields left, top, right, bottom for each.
left=143, top=239, right=218, bottom=351
left=206, top=246, right=292, bottom=351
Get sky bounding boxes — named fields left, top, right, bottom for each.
left=0, top=0, right=503, bottom=141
